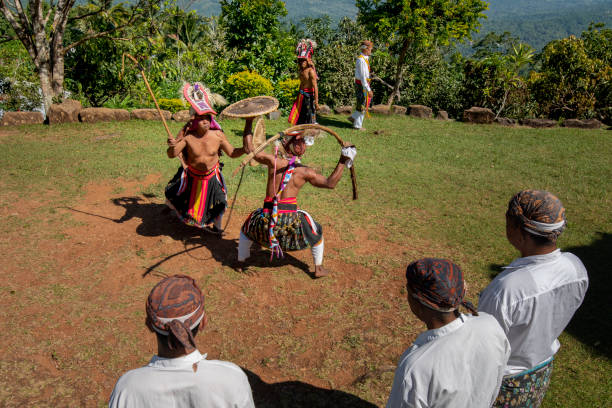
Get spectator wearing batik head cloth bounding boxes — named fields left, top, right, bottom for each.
left=479, top=190, right=588, bottom=408
left=288, top=39, right=319, bottom=125
left=349, top=40, right=373, bottom=131
left=386, top=258, right=510, bottom=408
left=109, top=275, right=254, bottom=408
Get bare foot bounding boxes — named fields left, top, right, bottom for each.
left=314, top=265, right=330, bottom=278
left=232, top=260, right=251, bottom=274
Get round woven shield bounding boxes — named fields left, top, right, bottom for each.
left=221, top=96, right=279, bottom=118
left=250, top=117, right=266, bottom=167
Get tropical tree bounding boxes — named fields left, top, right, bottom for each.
left=356, top=0, right=487, bottom=107
left=530, top=31, right=610, bottom=120
left=219, top=0, right=294, bottom=79
left=300, top=16, right=367, bottom=106
left=0, top=0, right=151, bottom=111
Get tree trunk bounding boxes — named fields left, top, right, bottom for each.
left=386, top=38, right=411, bottom=109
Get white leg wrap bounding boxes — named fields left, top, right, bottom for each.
left=238, top=231, right=253, bottom=262
left=213, top=213, right=223, bottom=230
left=353, top=111, right=365, bottom=128
left=311, top=237, right=324, bottom=266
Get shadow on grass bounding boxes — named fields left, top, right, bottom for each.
left=243, top=368, right=377, bottom=408
left=317, top=115, right=354, bottom=129
left=563, top=232, right=612, bottom=360
left=487, top=263, right=507, bottom=279
left=486, top=232, right=611, bottom=360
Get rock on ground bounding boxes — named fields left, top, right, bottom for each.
left=48, top=99, right=82, bottom=124
left=409, top=105, right=433, bottom=118
left=79, top=108, right=129, bottom=123
left=1, top=111, right=45, bottom=126
left=495, top=117, right=515, bottom=126
left=463, top=107, right=494, bottom=124
left=131, top=109, right=172, bottom=121
left=562, top=118, right=603, bottom=129
left=436, top=110, right=449, bottom=120
left=519, top=118, right=557, bottom=128
left=334, top=105, right=353, bottom=115
left=172, top=110, right=191, bottom=122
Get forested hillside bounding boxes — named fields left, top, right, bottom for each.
left=187, top=0, right=612, bottom=50
left=478, top=0, right=612, bottom=50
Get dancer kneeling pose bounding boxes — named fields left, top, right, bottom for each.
left=237, top=119, right=356, bottom=277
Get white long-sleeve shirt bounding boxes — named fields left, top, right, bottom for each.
left=479, top=249, right=588, bottom=376
left=386, top=313, right=510, bottom=408
left=109, top=350, right=255, bottom=408
left=354, top=54, right=371, bottom=92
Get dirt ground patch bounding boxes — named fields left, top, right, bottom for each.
left=0, top=175, right=438, bottom=407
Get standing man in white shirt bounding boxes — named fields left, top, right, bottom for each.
left=479, top=190, right=589, bottom=408
left=386, top=258, right=510, bottom=408
left=109, top=275, right=255, bottom=408
left=349, top=40, right=373, bottom=131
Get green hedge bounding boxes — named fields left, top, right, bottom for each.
left=274, top=78, right=300, bottom=111
left=224, top=71, right=273, bottom=102
left=158, top=98, right=187, bottom=113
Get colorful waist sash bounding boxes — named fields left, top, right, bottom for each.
left=164, top=163, right=227, bottom=228
left=288, top=89, right=316, bottom=125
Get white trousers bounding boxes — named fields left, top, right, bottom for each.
left=238, top=231, right=324, bottom=265
left=350, top=110, right=365, bottom=128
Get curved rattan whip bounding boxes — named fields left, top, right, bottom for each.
left=232, top=124, right=358, bottom=200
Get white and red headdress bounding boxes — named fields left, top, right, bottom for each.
left=296, top=39, right=317, bottom=60
left=183, top=82, right=217, bottom=116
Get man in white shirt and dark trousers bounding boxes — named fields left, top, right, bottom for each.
left=479, top=190, right=588, bottom=408
left=349, top=40, right=373, bottom=131
left=386, top=258, right=510, bottom=408
left=109, top=275, right=255, bottom=408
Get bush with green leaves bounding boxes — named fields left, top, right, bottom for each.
left=224, top=71, right=273, bottom=102
left=158, top=98, right=187, bottom=113
left=0, top=41, right=42, bottom=112
left=274, top=78, right=300, bottom=111
left=530, top=34, right=605, bottom=120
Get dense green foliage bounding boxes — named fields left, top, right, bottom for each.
left=274, top=78, right=300, bottom=111
left=157, top=98, right=187, bottom=113
left=224, top=70, right=273, bottom=102
left=219, top=0, right=295, bottom=79
left=357, top=0, right=487, bottom=105
left=0, top=41, right=42, bottom=111
left=301, top=16, right=367, bottom=107
left=0, top=1, right=610, bottom=123
left=530, top=25, right=612, bottom=121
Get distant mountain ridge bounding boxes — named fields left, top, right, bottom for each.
left=187, top=0, right=612, bottom=50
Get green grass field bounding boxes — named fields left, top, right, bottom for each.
left=0, top=114, right=610, bottom=407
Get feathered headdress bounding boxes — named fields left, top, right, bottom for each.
left=296, top=39, right=317, bottom=60
left=182, top=82, right=227, bottom=116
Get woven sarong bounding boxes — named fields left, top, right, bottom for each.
left=241, top=197, right=322, bottom=251
left=288, top=88, right=316, bottom=125
left=354, top=81, right=372, bottom=113
left=493, top=359, right=554, bottom=408
left=164, top=164, right=227, bottom=228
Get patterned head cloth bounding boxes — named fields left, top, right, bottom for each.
left=406, top=258, right=477, bottom=315
left=146, top=275, right=205, bottom=353
left=507, top=190, right=566, bottom=241
left=281, top=131, right=308, bottom=156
